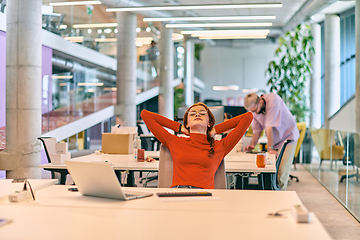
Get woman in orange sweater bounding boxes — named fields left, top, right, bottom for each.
left=141, top=102, right=253, bottom=189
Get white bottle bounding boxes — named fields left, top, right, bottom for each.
left=133, top=135, right=141, bottom=160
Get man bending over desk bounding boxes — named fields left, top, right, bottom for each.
left=243, top=93, right=299, bottom=190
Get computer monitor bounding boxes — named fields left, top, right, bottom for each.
left=224, top=106, right=247, bottom=118
left=177, top=106, right=224, bottom=125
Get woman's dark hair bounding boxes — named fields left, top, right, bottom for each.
left=183, top=102, right=216, bottom=157
left=224, top=112, right=232, bottom=120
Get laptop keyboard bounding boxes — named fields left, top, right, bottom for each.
left=125, top=193, right=137, bottom=197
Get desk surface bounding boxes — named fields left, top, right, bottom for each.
left=0, top=186, right=331, bottom=240
left=0, top=179, right=58, bottom=201
left=39, top=152, right=276, bottom=173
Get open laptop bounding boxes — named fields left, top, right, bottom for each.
left=65, top=161, right=153, bottom=200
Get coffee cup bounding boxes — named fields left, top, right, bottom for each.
left=256, top=153, right=266, bottom=168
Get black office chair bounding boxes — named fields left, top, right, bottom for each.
left=272, top=140, right=294, bottom=190
left=38, top=137, right=69, bottom=184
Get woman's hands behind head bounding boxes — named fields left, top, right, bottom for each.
left=209, top=128, right=216, bottom=138
left=181, top=125, right=190, bottom=136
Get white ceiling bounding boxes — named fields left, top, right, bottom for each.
left=42, top=0, right=356, bottom=38
left=43, top=0, right=306, bottom=28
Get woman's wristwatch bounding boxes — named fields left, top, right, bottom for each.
left=178, top=124, right=182, bottom=132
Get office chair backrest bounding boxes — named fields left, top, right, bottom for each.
left=273, top=140, right=294, bottom=190
left=158, top=144, right=227, bottom=189
left=38, top=137, right=57, bottom=163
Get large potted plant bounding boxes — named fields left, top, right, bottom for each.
left=266, top=23, right=314, bottom=122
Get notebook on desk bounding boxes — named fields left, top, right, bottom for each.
left=65, top=161, right=153, bottom=200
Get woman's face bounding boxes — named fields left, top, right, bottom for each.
left=186, top=105, right=210, bottom=130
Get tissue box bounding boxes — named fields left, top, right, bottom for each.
left=101, top=133, right=135, bottom=154
left=50, top=152, right=71, bottom=165
left=56, top=142, right=68, bottom=154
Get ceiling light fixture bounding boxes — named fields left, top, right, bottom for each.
left=166, top=22, right=272, bottom=28
left=107, top=3, right=282, bottom=12
left=183, top=29, right=270, bottom=35
left=199, top=35, right=267, bottom=39
left=52, top=75, right=73, bottom=79
left=94, top=37, right=154, bottom=44
left=213, top=85, right=240, bottom=91
left=73, top=23, right=117, bottom=28
left=77, top=82, right=104, bottom=86
left=242, top=88, right=259, bottom=93
left=144, top=16, right=276, bottom=22
left=50, top=1, right=102, bottom=6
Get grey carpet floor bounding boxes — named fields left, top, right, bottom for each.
left=287, top=165, right=360, bottom=240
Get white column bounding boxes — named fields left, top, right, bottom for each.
left=356, top=0, right=360, bottom=133
left=158, top=24, right=174, bottom=119
left=0, top=0, right=42, bottom=178
left=324, top=14, right=340, bottom=128
left=115, top=12, right=137, bottom=127
left=185, top=39, right=195, bottom=106
left=310, top=23, right=322, bottom=128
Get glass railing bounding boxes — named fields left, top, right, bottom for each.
left=302, top=127, right=360, bottom=221
left=41, top=60, right=160, bottom=134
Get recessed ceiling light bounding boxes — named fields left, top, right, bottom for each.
left=166, top=23, right=273, bottom=28
left=182, top=29, right=270, bottom=36
left=242, top=88, right=259, bottom=93
left=136, top=27, right=141, bottom=32
left=144, top=16, right=276, bottom=22
left=107, top=3, right=282, bottom=12
left=73, top=23, right=117, bottom=28
left=146, top=27, right=151, bottom=32
left=50, top=1, right=102, bottom=6
left=199, top=35, right=267, bottom=39
left=52, top=75, right=73, bottom=79
left=213, top=85, right=239, bottom=91
left=77, top=82, right=104, bottom=86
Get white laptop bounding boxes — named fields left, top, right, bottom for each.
left=65, top=161, right=153, bottom=200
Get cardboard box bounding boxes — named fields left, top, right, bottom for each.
left=50, top=152, right=71, bottom=165
left=56, top=142, right=68, bottom=154
left=101, top=133, right=135, bottom=154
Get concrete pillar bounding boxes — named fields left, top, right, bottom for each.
left=0, top=0, right=42, bottom=178
left=310, top=23, right=322, bottom=128
left=158, top=25, right=174, bottom=119
left=356, top=0, right=360, bottom=133
left=185, top=39, right=195, bottom=106
left=324, top=14, right=340, bottom=128
left=115, top=12, right=137, bottom=127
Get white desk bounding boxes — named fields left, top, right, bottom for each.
left=0, top=186, right=331, bottom=240
left=0, top=179, right=58, bottom=202
left=39, top=152, right=276, bottom=187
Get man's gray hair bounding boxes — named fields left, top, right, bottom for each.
left=244, top=93, right=260, bottom=110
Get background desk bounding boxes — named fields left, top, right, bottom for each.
left=39, top=151, right=159, bottom=185
left=40, top=152, right=276, bottom=188
left=0, top=186, right=331, bottom=240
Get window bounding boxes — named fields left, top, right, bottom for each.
left=339, top=9, right=355, bottom=105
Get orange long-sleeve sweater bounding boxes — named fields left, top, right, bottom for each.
left=141, top=110, right=253, bottom=189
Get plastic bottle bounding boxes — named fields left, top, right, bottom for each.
left=133, top=135, right=141, bottom=160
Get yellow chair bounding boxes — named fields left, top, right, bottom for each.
left=293, top=122, right=307, bottom=168
left=310, top=127, right=345, bottom=169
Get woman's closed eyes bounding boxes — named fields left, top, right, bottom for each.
left=189, top=110, right=207, bottom=116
